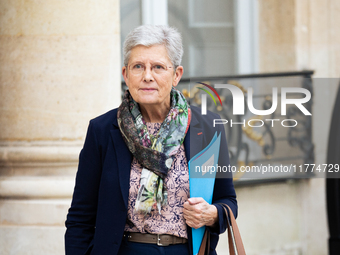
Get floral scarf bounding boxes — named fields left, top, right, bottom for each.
left=117, top=88, right=191, bottom=214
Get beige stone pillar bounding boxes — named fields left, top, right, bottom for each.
left=258, top=0, right=296, bottom=72
left=0, top=1, right=121, bottom=254
left=258, top=0, right=340, bottom=77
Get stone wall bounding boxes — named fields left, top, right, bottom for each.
left=258, top=0, right=340, bottom=78
left=0, top=1, right=121, bottom=254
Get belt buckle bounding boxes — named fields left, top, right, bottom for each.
left=157, top=234, right=169, bottom=246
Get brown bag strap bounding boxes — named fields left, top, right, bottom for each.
left=219, top=203, right=246, bottom=255
left=197, top=204, right=245, bottom=255
left=198, top=228, right=209, bottom=255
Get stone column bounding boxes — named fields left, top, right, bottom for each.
left=258, top=0, right=296, bottom=72
left=0, top=1, right=121, bottom=254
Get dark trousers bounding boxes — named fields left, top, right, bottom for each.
left=117, top=237, right=190, bottom=255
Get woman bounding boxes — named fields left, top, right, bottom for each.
left=65, top=25, right=237, bottom=255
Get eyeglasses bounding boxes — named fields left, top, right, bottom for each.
left=127, top=63, right=173, bottom=76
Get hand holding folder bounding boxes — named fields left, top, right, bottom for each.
left=188, top=131, right=246, bottom=255
left=188, top=132, right=221, bottom=255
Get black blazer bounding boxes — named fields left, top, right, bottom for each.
left=65, top=106, right=237, bottom=255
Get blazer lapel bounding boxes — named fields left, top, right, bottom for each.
left=184, top=109, right=204, bottom=160
left=111, top=117, right=132, bottom=210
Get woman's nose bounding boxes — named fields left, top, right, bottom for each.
left=143, top=68, right=154, bottom=82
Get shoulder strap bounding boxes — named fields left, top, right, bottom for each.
left=220, top=203, right=246, bottom=255
left=198, top=204, right=245, bottom=255
left=198, top=228, right=209, bottom=255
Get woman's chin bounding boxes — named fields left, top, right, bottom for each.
left=138, top=100, right=161, bottom=107
left=136, top=96, right=161, bottom=106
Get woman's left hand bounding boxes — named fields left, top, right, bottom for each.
left=183, top=197, right=218, bottom=229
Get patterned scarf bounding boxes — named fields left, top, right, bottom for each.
left=117, top=88, right=191, bottom=214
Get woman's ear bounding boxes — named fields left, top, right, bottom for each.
left=172, top=66, right=184, bottom=87
left=122, top=66, right=129, bottom=86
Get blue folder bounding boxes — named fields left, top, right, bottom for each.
left=189, top=132, right=221, bottom=255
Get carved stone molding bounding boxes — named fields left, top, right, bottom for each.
left=0, top=142, right=82, bottom=199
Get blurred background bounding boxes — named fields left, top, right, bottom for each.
left=1, top=0, right=340, bottom=254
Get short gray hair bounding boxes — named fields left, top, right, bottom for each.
left=123, top=25, right=183, bottom=68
